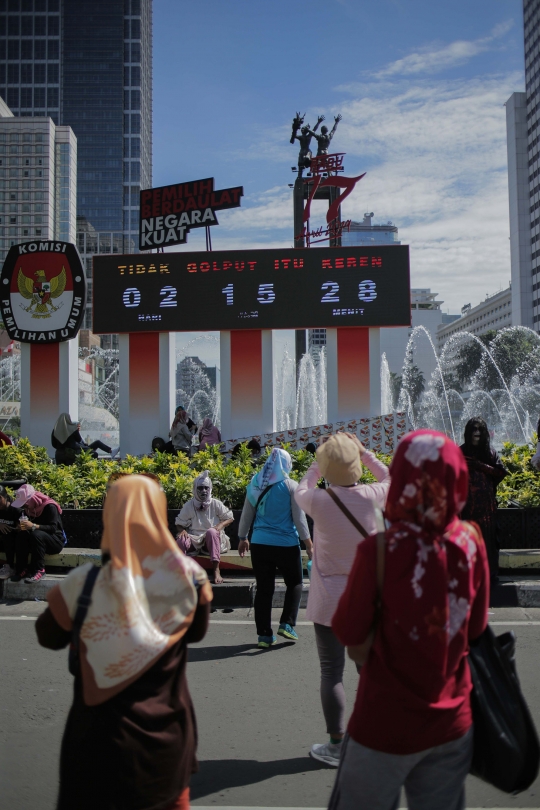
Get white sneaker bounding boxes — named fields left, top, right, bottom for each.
left=110, top=446, right=120, bottom=459
left=310, top=741, right=342, bottom=767
left=0, top=563, right=15, bottom=580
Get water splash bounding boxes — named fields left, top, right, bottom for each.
left=275, top=347, right=296, bottom=431
left=295, top=347, right=327, bottom=429
left=381, top=352, right=393, bottom=414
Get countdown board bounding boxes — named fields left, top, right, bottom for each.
left=92, top=246, right=410, bottom=333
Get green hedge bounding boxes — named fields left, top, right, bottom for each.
left=0, top=438, right=536, bottom=510
left=497, top=441, right=540, bottom=508
left=0, top=439, right=390, bottom=510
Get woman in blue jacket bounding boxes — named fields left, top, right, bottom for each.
left=238, top=448, right=312, bottom=648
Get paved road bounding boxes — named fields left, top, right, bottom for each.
left=1, top=601, right=540, bottom=809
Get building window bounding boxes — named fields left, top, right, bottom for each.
left=34, top=64, right=46, bottom=83
left=47, top=87, right=58, bottom=107
left=7, top=41, right=19, bottom=60
left=34, top=88, right=45, bottom=107
left=48, top=15, right=59, bottom=36
left=34, top=40, right=46, bottom=59
left=21, top=15, right=33, bottom=36
left=47, top=64, right=59, bottom=84
left=7, top=89, right=19, bottom=108
left=34, top=16, right=46, bottom=36
left=7, top=64, right=19, bottom=83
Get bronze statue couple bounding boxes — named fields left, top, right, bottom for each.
left=290, top=112, right=342, bottom=177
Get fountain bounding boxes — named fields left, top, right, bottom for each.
left=389, top=325, right=540, bottom=448
left=295, top=347, right=327, bottom=429
left=381, top=352, right=393, bottom=415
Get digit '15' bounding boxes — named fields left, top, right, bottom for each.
left=221, top=283, right=276, bottom=305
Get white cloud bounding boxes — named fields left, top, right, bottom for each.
left=375, top=20, right=514, bottom=78
left=216, top=68, right=522, bottom=314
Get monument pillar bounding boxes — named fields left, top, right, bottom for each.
left=20, top=339, right=79, bottom=454
left=119, top=332, right=175, bottom=456
left=326, top=327, right=381, bottom=422
left=220, top=329, right=274, bottom=440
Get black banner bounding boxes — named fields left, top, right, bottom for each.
left=139, top=177, right=243, bottom=250
left=93, top=245, right=410, bottom=334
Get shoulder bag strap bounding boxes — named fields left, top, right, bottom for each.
left=68, top=565, right=100, bottom=676
left=326, top=487, right=369, bottom=538
left=247, top=483, right=275, bottom=541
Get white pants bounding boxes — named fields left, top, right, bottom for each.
left=328, top=728, right=473, bottom=810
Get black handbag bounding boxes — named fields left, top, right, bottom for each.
left=469, top=624, right=540, bottom=793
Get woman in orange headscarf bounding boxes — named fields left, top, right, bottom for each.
left=36, top=475, right=213, bottom=810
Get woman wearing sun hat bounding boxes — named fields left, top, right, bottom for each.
left=294, top=433, right=390, bottom=767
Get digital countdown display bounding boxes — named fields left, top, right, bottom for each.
left=92, top=246, right=410, bottom=334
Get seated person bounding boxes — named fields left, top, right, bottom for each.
left=151, top=436, right=166, bottom=453
left=166, top=408, right=193, bottom=455
left=231, top=439, right=261, bottom=460
left=10, top=484, right=66, bottom=584
left=198, top=418, right=221, bottom=450
left=52, top=413, right=117, bottom=464
left=247, top=439, right=261, bottom=459
left=0, top=485, right=21, bottom=580
left=175, top=471, right=233, bottom=584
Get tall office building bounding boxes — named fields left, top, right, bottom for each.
left=0, top=95, right=76, bottom=263
left=0, top=0, right=152, bottom=326
left=507, top=1, right=540, bottom=331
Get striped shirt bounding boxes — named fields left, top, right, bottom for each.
left=294, top=453, right=390, bottom=626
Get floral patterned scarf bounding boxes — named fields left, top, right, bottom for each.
left=385, top=430, right=483, bottom=652
left=47, top=475, right=212, bottom=706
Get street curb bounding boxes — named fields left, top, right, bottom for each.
left=0, top=577, right=310, bottom=610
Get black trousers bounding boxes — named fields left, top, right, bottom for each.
left=14, top=530, right=64, bottom=573
left=250, top=543, right=303, bottom=637
left=0, top=529, right=18, bottom=567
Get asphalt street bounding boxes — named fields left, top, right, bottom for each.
left=1, top=601, right=540, bottom=810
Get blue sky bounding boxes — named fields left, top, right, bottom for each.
left=153, top=0, right=524, bottom=364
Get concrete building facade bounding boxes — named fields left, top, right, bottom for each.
left=506, top=2, right=540, bottom=331
left=0, top=100, right=76, bottom=265
left=436, top=286, right=512, bottom=353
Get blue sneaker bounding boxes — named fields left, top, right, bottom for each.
left=257, top=634, right=276, bottom=649
left=277, top=623, right=298, bottom=641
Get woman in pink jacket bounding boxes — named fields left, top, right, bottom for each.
left=294, top=433, right=390, bottom=768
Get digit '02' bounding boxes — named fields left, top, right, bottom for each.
left=358, top=280, right=376, bottom=302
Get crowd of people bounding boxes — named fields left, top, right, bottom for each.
left=49, top=408, right=223, bottom=464
left=0, top=415, right=530, bottom=808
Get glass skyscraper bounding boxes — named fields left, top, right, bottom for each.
left=0, top=0, right=152, bottom=326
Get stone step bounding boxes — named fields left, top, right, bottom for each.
left=2, top=548, right=540, bottom=572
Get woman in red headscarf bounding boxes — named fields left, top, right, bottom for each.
left=329, top=430, right=489, bottom=810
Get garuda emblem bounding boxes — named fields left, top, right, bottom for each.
left=17, top=267, right=66, bottom=319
